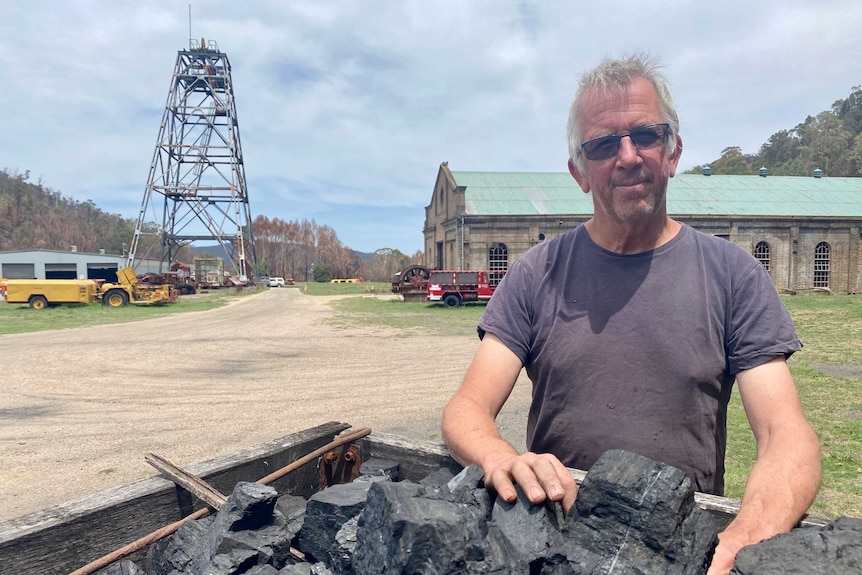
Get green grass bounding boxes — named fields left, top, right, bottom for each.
left=300, top=281, right=390, bottom=296
left=721, top=295, right=862, bottom=518
left=327, top=297, right=487, bottom=336
left=0, top=286, right=264, bottom=335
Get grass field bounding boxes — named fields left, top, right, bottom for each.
left=0, top=286, right=265, bottom=335
left=1, top=282, right=859, bottom=518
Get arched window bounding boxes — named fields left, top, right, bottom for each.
left=814, top=242, right=830, bottom=288
left=753, top=241, right=770, bottom=271
left=488, top=243, right=508, bottom=286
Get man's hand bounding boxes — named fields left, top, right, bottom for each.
left=706, top=530, right=748, bottom=575
left=481, top=451, right=578, bottom=514
left=442, top=334, right=578, bottom=514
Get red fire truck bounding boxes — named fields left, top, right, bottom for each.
left=426, top=270, right=497, bottom=308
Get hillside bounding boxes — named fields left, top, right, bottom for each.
left=0, top=169, right=135, bottom=254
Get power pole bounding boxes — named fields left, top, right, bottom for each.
left=127, top=37, right=257, bottom=280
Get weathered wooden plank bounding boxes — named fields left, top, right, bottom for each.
left=0, top=421, right=350, bottom=575
left=145, top=452, right=227, bottom=509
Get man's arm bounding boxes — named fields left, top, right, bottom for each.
left=708, top=356, right=821, bottom=574
left=442, top=333, right=578, bottom=512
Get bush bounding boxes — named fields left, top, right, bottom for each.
left=313, top=264, right=333, bottom=283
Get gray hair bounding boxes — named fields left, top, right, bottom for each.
left=566, top=54, right=679, bottom=172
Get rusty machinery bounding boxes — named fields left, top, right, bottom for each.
left=390, top=264, right=430, bottom=302
left=319, top=444, right=362, bottom=489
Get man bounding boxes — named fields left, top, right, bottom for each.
left=441, top=55, right=821, bottom=573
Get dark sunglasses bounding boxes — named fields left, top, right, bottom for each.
left=579, top=123, right=671, bottom=161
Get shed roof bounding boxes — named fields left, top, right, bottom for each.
left=451, top=172, right=862, bottom=218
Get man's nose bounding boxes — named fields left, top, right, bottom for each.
left=616, top=135, right=641, bottom=164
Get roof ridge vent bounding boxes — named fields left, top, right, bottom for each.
left=758, top=165, right=768, bottom=177
left=812, top=167, right=823, bottom=178
left=702, top=165, right=712, bottom=176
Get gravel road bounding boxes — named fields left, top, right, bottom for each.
left=0, top=288, right=531, bottom=522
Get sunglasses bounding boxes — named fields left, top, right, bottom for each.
left=579, top=123, right=671, bottom=161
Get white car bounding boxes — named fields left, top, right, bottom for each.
left=269, top=277, right=286, bottom=287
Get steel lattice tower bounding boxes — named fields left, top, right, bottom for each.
left=127, top=38, right=256, bottom=280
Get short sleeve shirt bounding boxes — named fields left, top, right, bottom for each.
left=478, top=223, right=801, bottom=494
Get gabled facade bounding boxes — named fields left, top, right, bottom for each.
left=424, top=162, right=862, bottom=294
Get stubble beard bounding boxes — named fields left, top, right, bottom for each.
left=600, top=175, right=667, bottom=226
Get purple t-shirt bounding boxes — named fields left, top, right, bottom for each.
left=479, top=223, right=801, bottom=494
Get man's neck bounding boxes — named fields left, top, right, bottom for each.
left=584, top=216, right=681, bottom=254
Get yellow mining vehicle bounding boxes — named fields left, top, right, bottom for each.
left=1, top=278, right=99, bottom=309
left=98, top=267, right=177, bottom=307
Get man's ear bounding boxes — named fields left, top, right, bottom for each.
left=568, top=158, right=590, bottom=193
left=668, top=135, right=683, bottom=178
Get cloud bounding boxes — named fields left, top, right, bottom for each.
left=2, top=0, right=861, bottom=254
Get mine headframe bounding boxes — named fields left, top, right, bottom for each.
left=127, top=38, right=257, bottom=279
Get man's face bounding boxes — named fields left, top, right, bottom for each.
left=568, top=76, right=682, bottom=226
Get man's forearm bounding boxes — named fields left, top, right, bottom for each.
left=733, top=423, right=820, bottom=534
left=709, top=421, right=821, bottom=573
left=442, top=393, right=519, bottom=469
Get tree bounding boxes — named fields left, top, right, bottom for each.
left=360, top=248, right=411, bottom=282
left=757, top=130, right=800, bottom=168
left=706, top=147, right=754, bottom=175
left=694, top=84, right=862, bottom=177
left=833, top=85, right=862, bottom=135
left=313, top=263, right=333, bottom=283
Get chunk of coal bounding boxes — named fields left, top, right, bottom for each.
left=278, top=564, right=335, bottom=575
left=418, top=466, right=458, bottom=490
left=546, top=449, right=719, bottom=574
left=731, top=516, right=862, bottom=574
left=358, top=458, right=400, bottom=481
left=352, top=480, right=487, bottom=575
left=97, top=559, right=147, bottom=574
left=146, top=515, right=214, bottom=575
left=276, top=493, right=308, bottom=543
left=276, top=493, right=308, bottom=519
left=189, top=481, right=292, bottom=574
left=243, top=565, right=280, bottom=575
left=491, top=485, right=561, bottom=565
left=297, top=481, right=372, bottom=572
left=446, top=464, right=484, bottom=495
left=215, top=481, right=280, bottom=532
left=441, top=464, right=494, bottom=519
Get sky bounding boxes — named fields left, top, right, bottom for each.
left=2, top=1, right=862, bottom=255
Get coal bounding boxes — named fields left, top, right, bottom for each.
left=357, top=458, right=400, bottom=482
left=351, top=480, right=490, bottom=574
left=146, top=515, right=214, bottom=574
left=731, top=515, right=862, bottom=574
left=100, top=559, right=148, bottom=574
left=491, top=485, right=560, bottom=565
left=544, top=449, right=719, bottom=574
left=189, top=481, right=294, bottom=574
left=112, top=450, right=855, bottom=575
left=296, top=481, right=373, bottom=573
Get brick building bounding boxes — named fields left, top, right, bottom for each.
left=424, top=162, right=862, bottom=294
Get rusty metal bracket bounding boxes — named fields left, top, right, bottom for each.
left=319, top=443, right=362, bottom=489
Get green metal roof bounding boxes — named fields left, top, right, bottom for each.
left=451, top=171, right=862, bottom=218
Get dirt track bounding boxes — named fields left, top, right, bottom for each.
left=0, top=288, right=531, bottom=523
